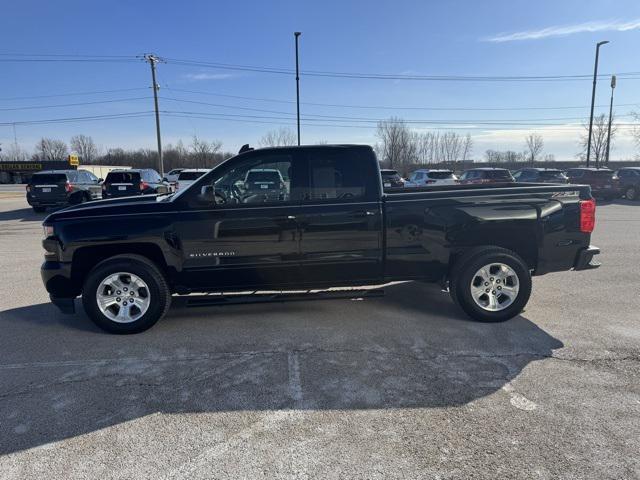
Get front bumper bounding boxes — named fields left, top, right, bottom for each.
left=573, top=245, right=601, bottom=270
left=41, top=261, right=78, bottom=313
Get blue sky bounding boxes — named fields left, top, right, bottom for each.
left=1, top=0, right=640, bottom=160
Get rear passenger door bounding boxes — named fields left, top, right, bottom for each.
left=295, top=148, right=383, bottom=285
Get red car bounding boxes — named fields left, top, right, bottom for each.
left=566, top=168, right=619, bottom=200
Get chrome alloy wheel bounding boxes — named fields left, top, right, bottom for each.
left=96, top=272, right=150, bottom=323
left=470, top=263, right=520, bottom=312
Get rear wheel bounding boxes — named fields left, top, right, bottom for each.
left=625, top=186, right=637, bottom=201
left=449, top=247, right=532, bottom=322
left=82, top=255, right=171, bottom=334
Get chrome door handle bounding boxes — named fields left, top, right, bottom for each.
left=286, top=215, right=296, bottom=220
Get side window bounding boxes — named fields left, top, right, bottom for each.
left=301, top=151, right=371, bottom=202
left=513, top=170, right=522, bottom=180
left=199, top=153, right=293, bottom=205
left=414, top=172, right=424, bottom=181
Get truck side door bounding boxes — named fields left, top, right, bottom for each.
left=294, top=147, right=383, bottom=285
left=174, top=150, right=302, bottom=291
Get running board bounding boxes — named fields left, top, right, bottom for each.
left=183, top=288, right=385, bottom=308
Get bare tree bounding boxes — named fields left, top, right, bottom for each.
left=525, top=133, right=544, bottom=163
left=630, top=111, right=640, bottom=155
left=460, top=133, right=473, bottom=161
left=190, top=136, right=223, bottom=168
left=579, top=114, right=616, bottom=164
left=35, top=138, right=68, bottom=161
left=2, top=143, right=28, bottom=162
left=70, top=134, right=99, bottom=163
left=259, top=128, right=297, bottom=147
left=375, top=117, right=414, bottom=168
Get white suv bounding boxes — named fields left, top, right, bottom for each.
left=406, top=169, right=458, bottom=187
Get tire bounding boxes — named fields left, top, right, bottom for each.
left=448, top=246, right=532, bottom=323
left=82, top=254, right=171, bottom=334
left=32, top=206, right=46, bottom=213
left=625, top=186, right=638, bottom=201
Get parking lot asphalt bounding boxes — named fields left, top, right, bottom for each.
left=0, top=195, right=638, bottom=480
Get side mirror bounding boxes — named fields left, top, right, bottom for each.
left=97, top=178, right=103, bottom=183
left=197, top=185, right=216, bottom=204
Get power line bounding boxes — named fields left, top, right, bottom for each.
left=0, top=96, right=150, bottom=111
left=0, top=111, right=154, bottom=126
left=0, top=88, right=148, bottom=102
left=166, top=87, right=640, bottom=112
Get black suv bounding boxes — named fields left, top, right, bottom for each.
left=102, top=169, right=168, bottom=198
left=614, top=167, right=640, bottom=201
left=513, top=168, right=568, bottom=184
left=380, top=169, right=405, bottom=188
left=26, top=169, right=102, bottom=212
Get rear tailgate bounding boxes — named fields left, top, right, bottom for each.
left=104, top=171, right=141, bottom=196
left=29, top=173, right=68, bottom=203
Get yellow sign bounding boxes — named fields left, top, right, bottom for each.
left=69, top=154, right=79, bottom=166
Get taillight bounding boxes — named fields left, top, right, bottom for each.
left=580, top=199, right=596, bottom=233
left=65, top=182, right=73, bottom=193
left=140, top=181, right=149, bottom=191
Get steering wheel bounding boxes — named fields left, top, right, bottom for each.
left=231, top=184, right=243, bottom=203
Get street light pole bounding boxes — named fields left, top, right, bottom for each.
left=294, top=32, right=301, bottom=146
left=586, top=40, right=609, bottom=168
left=605, top=75, right=616, bottom=166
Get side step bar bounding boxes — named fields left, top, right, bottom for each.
left=183, top=288, right=385, bottom=308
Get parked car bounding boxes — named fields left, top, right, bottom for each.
left=26, top=169, right=102, bottom=212
left=566, top=168, right=618, bottom=200
left=102, top=169, right=169, bottom=198
left=380, top=169, right=405, bottom=188
left=513, top=168, right=568, bottom=184
left=614, top=167, right=640, bottom=201
left=175, top=169, right=208, bottom=191
left=242, top=168, right=288, bottom=201
left=163, top=168, right=184, bottom=190
left=41, top=144, right=599, bottom=333
left=459, top=168, right=515, bottom=184
left=406, top=169, right=457, bottom=187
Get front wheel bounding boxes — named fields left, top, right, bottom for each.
left=82, top=255, right=171, bottom=333
left=625, top=186, right=637, bottom=201
left=449, top=247, right=532, bottom=323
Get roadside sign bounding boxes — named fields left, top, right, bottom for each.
left=69, top=154, right=79, bottom=166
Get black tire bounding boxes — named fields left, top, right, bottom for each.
left=32, top=206, right=46, bottom=213
left=449, top=246, right=532, bottom=323
left=82, top=254, right=171, bottom=334
left=625, top=186, right=638, bottom=201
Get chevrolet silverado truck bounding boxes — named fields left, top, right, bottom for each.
left=41, top=145, right=600, bottom=334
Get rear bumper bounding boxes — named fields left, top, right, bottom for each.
left=27, top=195, right=69, bottom=207
left=573, top=245, right=601, bottom=270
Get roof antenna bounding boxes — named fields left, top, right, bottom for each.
left=239, top=144, right=253, bottom=154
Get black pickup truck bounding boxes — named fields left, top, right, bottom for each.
left=41, top=145, right=600, bottom=333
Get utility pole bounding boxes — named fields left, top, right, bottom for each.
left=294, top=32, right=301, bottom=146
left=586, top=40, right=609, bottom=168
left=605, top=75, right=616, bottom=166
left=144, top=54, right=164, bottom=176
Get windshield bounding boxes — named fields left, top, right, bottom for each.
left=427, top=171, right=454, bottom=179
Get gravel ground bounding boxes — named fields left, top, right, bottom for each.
left=0, top=196, right=638, bottom=479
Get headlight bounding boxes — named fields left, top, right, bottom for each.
left=43, top=225, right=54, bottom=238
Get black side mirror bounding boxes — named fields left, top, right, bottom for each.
left=97, top=178, right=103, bottom=183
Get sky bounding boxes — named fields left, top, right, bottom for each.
left=1, top=0, right=640, bottom=161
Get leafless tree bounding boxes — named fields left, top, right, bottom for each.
left=259, top=128, right=297, bottom=147
left=525, top=133, right=544, bottom=163
left=375, top=117, right=414, bottom=168
left=630, top=111, right=640, bottom=155
left=35, top=138, right=68, bottom=161
left=1, top=143, right=28, bottom=162
left=460, top=133, right=473, bottom=161
left=190, top=136, right=223, bottom=168
left=578, top=114, right=616, bottom=164
left=70, top=134, right=99, bottom=163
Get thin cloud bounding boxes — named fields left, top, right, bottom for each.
left=484, top=19, right=640, bottom=42
left=182, top=72, right=237, bottom=81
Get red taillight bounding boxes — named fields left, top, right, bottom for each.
left=580, top=199, right=596, bottom=233
left=65, top=182, right=73, bottom=193
left=140, top=181, right=149, bottom=191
